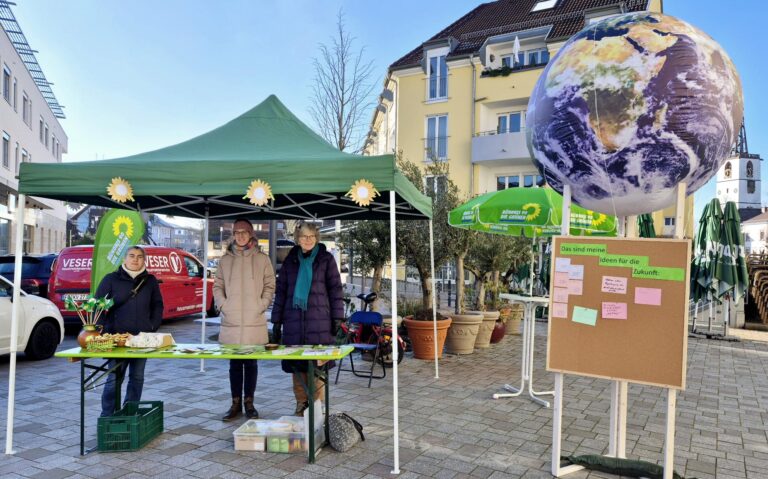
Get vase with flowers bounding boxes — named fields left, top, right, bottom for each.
left=66, top=295, right=114, bottom=348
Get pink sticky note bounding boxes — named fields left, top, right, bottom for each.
left=553, top=287, right=569, bottom=303
left=567, top=280, right=583, bottom=295
left=554, top=272, right=569, bottom=288
left=552, top=302, right=568, bottom=318
left=601, top=276, right=628, bottom=294
left=635, top=287, right=662, bottom=306
left=602, top=302, right=627, bottom=319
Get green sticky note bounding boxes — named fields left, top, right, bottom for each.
left=560, top=243, right=607, bottom=256
left=572, top=306, right=598, bottom=326
left=598, top=254, right=649, bottom=268
left=632, top=266, right=685, bottom=281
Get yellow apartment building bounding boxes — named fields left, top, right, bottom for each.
left=364, top=0, right=694, bottom=238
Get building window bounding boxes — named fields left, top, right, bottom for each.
left=2, top=132, right=9, bottom=169
left=747, top=161, right=754, bottom=178
left=532, top=0, right=558, bottom=12
left=428, top=54, right=447, bottom=100
left=497, top=174, right=542, bottom=190
left=14, top=143, right=19, bottom=172
left=664, top=217, right=676, bottom=226
left=761, top=231, right=765, bottom=241
left=12, top=78, right=17, bottom=111
left=497, top=111, right=525, bottom=134
left=503, top=48, right=549, bottom=69
left=22, top=93, right=30, bottom=125
left=39, top=118, right=44, bottom=143
left=44, top=124, right=49, bottom=149
left=425, top=175, right=447, bottom=196
left=724, top=161, right=732, bottom=178
left=748, top=180, right=756, bottom=194
left=2, top=65, right=10, bottom=103
left=426, top=115, right=448, bottom=161
left=21, top=148, right=28, bottom=164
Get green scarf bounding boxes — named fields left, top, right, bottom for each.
left=293, top=245, right=319, bottom=311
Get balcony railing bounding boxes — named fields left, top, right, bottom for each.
left=471, top=129, right=530, bottom=164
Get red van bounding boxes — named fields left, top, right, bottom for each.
left=48, top=245, right=215, bottom=325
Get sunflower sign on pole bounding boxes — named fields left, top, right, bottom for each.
left=90, top=209, right=145, bottom=295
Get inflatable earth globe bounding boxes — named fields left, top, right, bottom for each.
left=526, top=12, right=743, bottom=216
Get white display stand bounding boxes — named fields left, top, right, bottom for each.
left=550, top=184, right=686, bottom=479
left=494, top=293, right=553, bottom=407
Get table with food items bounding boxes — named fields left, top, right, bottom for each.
left=55, top=333, right=353, bottom=463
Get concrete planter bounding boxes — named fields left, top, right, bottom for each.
left=475, top=310, right=500, bottom=348
left=444, top=311, right=483, bottom=354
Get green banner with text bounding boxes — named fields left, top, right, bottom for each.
left=90, top=209, right=145, bottom=295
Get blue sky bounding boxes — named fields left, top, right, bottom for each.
left=11, top=0, right=767, bottom=221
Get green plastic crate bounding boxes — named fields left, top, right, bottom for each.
left=97, top=401, right=163, bottom=452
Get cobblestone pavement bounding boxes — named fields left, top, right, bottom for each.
left=1, top=318, right=767, bottom=478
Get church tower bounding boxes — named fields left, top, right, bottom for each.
left=716, top=121, right=762, bottom=221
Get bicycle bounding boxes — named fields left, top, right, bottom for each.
left=338, top=291, right=406, bottom=366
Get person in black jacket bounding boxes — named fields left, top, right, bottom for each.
left=271, top=223, right=345, bottom=416
left=96, top=246, right=163, bottom=417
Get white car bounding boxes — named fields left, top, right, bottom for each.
left=0, top=274, right=64, bottom=360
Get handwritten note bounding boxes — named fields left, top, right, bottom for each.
left=554, top=272, right=569, bottom=288
left=602, top=302, right=627, bottom=319
left=572, top=306, right=597, bottom=326
left=601, top=276, right=628, bottom=294
left=568, top=264, right=584, bottom=280
left=555, top=257, right=571, bottom=273
left=552, top=302, right=568, bottom=319
left=635, top=287, right=662, bottom=306
left=567, top=280, right=583, bottom=295
left=553, top=287, right=569, bottom=303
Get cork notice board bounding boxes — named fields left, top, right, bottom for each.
left=546, top=237, right=691, bottom=389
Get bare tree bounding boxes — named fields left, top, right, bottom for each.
left=309, top=10, right=376, bottom=152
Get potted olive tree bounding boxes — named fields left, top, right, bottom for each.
left=395, top=155, right=481, bottom=355
left=400, top=298, right=452, bottom=360
left=466, top=234, right=531, bottom=345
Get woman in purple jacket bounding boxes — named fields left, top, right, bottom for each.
left=271, top=222, right=345, bottom=416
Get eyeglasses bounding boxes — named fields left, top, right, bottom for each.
left=233, top=230, right=252, bottom=237
left=298, top=235, right=316, bottom=241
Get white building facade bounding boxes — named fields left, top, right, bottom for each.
left=1, top=3, right=67, bottom=254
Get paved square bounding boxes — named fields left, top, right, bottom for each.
left=1, top=318, right=766, bottom=478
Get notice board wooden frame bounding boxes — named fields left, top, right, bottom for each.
left=546, top=236, right=691, bottom=389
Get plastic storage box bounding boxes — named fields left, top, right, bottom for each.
left=233, top=400, right=325, bottom=454
left=97, top=401, right=163, bottom=452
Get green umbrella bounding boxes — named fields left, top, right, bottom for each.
left=449, top=187, right=616, bottom=295
left=715, top=202, right=749, bottom=302
left=448, top=187, right=617, bottom=237
left=690, top=198, right=723, bottom=303
left=637, top=213, right=656, bottom=238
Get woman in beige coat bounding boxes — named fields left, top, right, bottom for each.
left=213, top=218, right=275, bottom=421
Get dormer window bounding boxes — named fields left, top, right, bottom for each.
left=532, top=0, right=558, bottom=12
left=427, top=49, right=448, bottom=100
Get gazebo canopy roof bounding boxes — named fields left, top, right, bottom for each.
left=18, top=95, right=431, bottom=220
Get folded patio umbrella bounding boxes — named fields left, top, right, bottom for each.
left=715, top=201, right=749, bottom=303
left=637, top=213, right=656, bottom=238
left=690, top=198, right=723, bottom=303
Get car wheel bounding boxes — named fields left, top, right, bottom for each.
left=207, top=302, right=218, bottom=318
left=24, top=320, right=60, bottom=360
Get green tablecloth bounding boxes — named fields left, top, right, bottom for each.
left=56, top=344, right=354, bottom=361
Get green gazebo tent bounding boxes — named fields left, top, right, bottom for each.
left=7, top=96, right=432, bottom=472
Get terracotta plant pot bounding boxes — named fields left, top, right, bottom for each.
left=444, top=311, right=483, bottom=355
left=475, top=310, right=500, bottom=348
left=490, top=321, right=506, bottom=343
left=77, top=325, right=101, bottom=348
left=403, top=317, right=452, bottom=360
